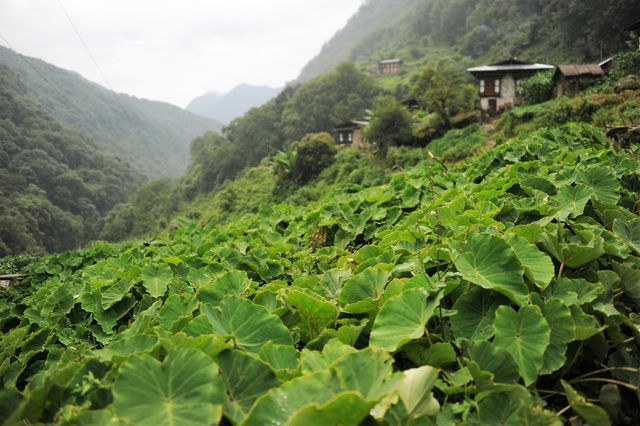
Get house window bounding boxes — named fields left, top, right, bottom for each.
left=348, top=132, right=353, bottom=142
left=339, top=133, right=344, bottom=143
left=479, top=80, right=485, bottom=94
left=495, top=79, right=501, bottom=94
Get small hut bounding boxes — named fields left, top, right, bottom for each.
left=334, top=120, right=368, bottom=146
left=379, top=59, right=402, bottom=75
left=553, top=64, right=605, bottom=97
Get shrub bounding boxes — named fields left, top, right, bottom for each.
left=365, top=96, right=415, bottom=156
left=518, top=71, right=554, bottom=105
left=291, top=133, right=338, bottom=184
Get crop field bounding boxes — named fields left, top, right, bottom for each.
left=1, top=124, right=639, bottom=425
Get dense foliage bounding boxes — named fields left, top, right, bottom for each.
left=518, top=70, right=554, bottom=105
left=290, top=133, right=338, bottom=185
left=180, top=63, right=376, bottom=200
left=0, top=65, right=144, bottom=256
left=0, top=46, right=222, bottom=179
left=298, top=0, right=640, bottom=82
left=365, top=96, right=415, bottom=155
left=412, top=64, right=477, bottom=129
left=2, top=124, right=639, bottom=425
left=497, top=89, right=640, bottom=138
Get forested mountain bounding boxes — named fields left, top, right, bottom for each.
left=0, top=46, right=222, bottom=179
left=299, top=0, right=640, bottom=82
left=0, top=64, right=144, bottom=256
left=186, top=84, right=281, bottom=124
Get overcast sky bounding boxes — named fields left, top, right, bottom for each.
left=0, top=0, right=363, bottom=107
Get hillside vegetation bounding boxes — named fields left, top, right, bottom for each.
left=0, top=46, right=222, bottom=179
left=299, top=0, right=640, bottom=82
left=2, top=123, right=639, bottom=425
left=0, top=64, right=144, bottom=256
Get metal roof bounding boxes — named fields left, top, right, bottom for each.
left=467, top=63, right=554, bottom=73
left=379, top=59, right=402, bottom=64
left=555, top=64, right=604, bottom=78
left=599, top=56, right=615, bottom=67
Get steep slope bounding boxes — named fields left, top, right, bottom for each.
left=2, top=124, right=639, bottom=425
left=298, top=0, right=422, bottom=82
left=186, top=84, right=281, bottom=124
left=0, top=46, right=223, bottom=179
left=0, top=64, right=144, bottom=256
left=298, top=0, right=640, bottom=82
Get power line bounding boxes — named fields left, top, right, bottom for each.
left=57, top=0, right=114, bottom=91
left=0, top=31, right=73, bottom=105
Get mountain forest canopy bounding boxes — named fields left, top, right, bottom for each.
left=0, top=64, right=143, bottom=256
left=0, top=46, right=222, bottom=179
left=299, top=0, right=640, bottom=82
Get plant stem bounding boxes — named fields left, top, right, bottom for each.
left=571, top=366, right=639, bottom=381
left=569, top=377, right=638, bottom=391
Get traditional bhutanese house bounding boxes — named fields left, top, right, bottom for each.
left=379, top=59, right=402, bottom=75
left=467, top=59, right=554, bottom=114
left=334, top=120, right=368, bottom=146
left=553, top=64, right=605, bottom=97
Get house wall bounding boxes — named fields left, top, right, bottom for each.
left=353, top=128, right=365, bottom=146
left=479, top=73, right=518, bottom=113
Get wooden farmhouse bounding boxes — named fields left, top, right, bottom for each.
left=553, top=64, right=605, bottom=97
left=334, top=120, right=368, bottom=146
left=467, top=59, right=554, bottom=114
left=379, top=59, right=402, bottom=75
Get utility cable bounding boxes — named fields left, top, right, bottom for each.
left=57, top=0, right=114, bottom=91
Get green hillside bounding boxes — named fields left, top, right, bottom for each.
left=0, top=46, right=222, bottom=179
left=299, top=0, right=640, bottom=83
left=0, top=64, right=144, bottom=256
left=2, top=122, right=639, bottom=425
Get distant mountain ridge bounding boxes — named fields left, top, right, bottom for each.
left=0, top=46, right=223, bottom=179
left=186, top=84, right=281, bottom=124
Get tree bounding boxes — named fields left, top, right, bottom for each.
left=518, top=71, right=554, bottom=104
left=291, top=133, right=338, bottom=184
left=413, top=65, right=477, bottom=129
left=365, top=96, right=414, bottom=156
left=282, top=63, right=378, bottom=142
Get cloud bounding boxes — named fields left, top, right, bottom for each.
left=0, top=0, right=363, bottom=106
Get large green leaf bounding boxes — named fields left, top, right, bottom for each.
left=141, top=264, right=174, bottom=298
left=398, top=365, right=440, bottom=419
left=370, top=289, right=442, bottom=352
left=468, top=341, right=519, bottom=384
left=451, top=287, right=508, bottom=342
left=284, top=288, right=339, bottom=341
left=201, top=296, right=292, bottom=353
left=552, top=184, right=592, bottom=220
left=338, top=266, right=390, bottom=313
left=576, top=165, right=620, bottom=207
left=613, top=218, right=640, bottom=254
left=561, top=380, right=611, bottom=426
left=540, top=299, right=575, bottom=375
left=217, top=349, right=281, bottom=424
left=286, top=392, right=375, bottom=426
left=113, top=347, right=224, bottom=426
left=198, top=270, right=252, bottom=304
left=504, top=233, right=554, bottom=289
left=493, top=305, right=550, bottom=385
left=242, top=371, right=338, bottom=425
left=450, top=233, right=529, bottom=305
